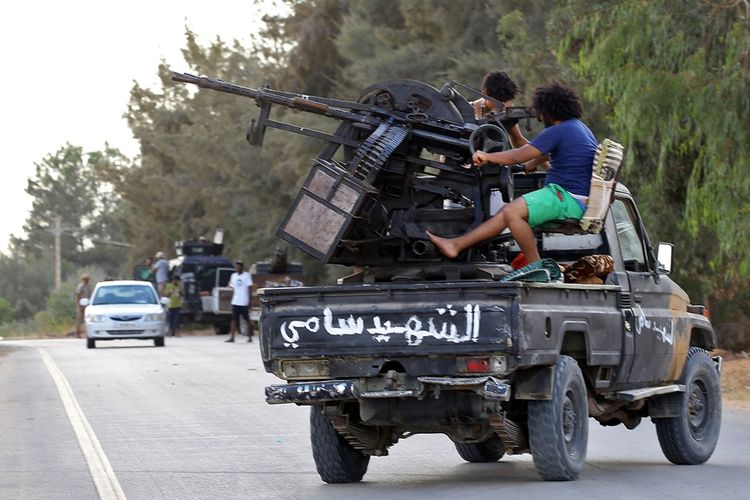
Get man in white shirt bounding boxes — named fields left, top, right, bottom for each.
left=226, top=259, right=253, bottom=343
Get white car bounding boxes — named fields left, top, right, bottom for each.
left=80, top=280, right=169, bottom=349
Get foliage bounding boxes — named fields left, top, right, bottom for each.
left=12, top=144, right=129, bottom=271
left=0, top=250, right=55, bottom=320
left=33, top=282, right=77, bottom=332
left=559, top=0, right=750, bottom=290
left=0, top=297, right=13, bottom=324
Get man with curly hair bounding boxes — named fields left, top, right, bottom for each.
left=429, top=82, right=597, bottom=263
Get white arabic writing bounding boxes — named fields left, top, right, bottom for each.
left=634, top=305, right=674, bottom=345
left=278, top=304, right=482, bottom=349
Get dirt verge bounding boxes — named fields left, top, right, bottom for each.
left=718, top=351, right=750, bottom=409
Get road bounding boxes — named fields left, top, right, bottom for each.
left=1, top=336, right=748, bottom=500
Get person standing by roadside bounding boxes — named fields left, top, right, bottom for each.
left=152, top=251, right=169, bottom=296
left=74, top=273, right=91, bottom=338
left=137, top=257, right=155, bottom=283
left=163, top=274, right=183, bottom=337
left=226, top=259, right=253, bottom=343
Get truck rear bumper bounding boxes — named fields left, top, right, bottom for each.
left=265, top=376, right=511, bottom=404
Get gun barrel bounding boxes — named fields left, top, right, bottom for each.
left=171, top=72, right=261, bottom=100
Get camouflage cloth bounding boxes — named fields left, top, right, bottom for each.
left=500, top=258, right=562, bottom=283
left=563, top=255, right=614, bottom=283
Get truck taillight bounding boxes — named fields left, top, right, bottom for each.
left=457, top=355, right=507, bottom=374
left=281, top=359, right=330, bottom=380
left=466, top=358, right=489, bottom=373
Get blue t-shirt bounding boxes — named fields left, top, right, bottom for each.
left=529, top=119, right=597, bottom=197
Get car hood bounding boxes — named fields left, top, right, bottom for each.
left=86, top=304, right=164, bottom=316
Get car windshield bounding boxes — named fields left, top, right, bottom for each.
left=92, top=285, right=158, bottom=305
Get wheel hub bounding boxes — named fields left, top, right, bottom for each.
left=688, top=380, right=708, bottom=435
left=563, top=392, right=578, bottom=444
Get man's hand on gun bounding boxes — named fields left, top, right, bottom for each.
left=464, top=150, right=490, bottom=168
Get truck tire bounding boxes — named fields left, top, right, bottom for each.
left=454, top=434, right=505, bottom=462
left=655, top=347, right=721, bottom=465
left=527, top=355, right=588, bottom=481
left=310, top=406, right=370, bottom=483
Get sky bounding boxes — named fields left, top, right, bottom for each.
left=0, top=1, right=277, bottom=252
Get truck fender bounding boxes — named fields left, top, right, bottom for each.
left=690, top=325, right=717, bottom=351
left=514, top=365, right=555, bottom=400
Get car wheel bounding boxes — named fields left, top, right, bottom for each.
left=86, top=338, right=95, bottom=349
left=310, top=405, right=370, bottom=483
left=454, top=434, right=505, bottom=462
left=527, top=355, right=588, bottom=481
left=655, top=347, right=721, bottom=465
left=154, top=337, right=165, bottom=347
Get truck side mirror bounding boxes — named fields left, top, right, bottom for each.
left=79, top=298, right=89, bottom=307
left=657, top=242, right=673, bottom=274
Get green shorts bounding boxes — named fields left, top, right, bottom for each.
left=522, top=184, right=585, bottom=227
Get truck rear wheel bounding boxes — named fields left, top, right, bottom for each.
left=655, top=347, right=721, bottom=465
left=310, top=406, right=370, bottom=483
left=528, top=355, right=588, bottom=481
left=454, top=434, right=505, bottom=462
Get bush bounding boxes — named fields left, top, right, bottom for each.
left=0, top=297, right=13, bottom=324
left=715, top=313, right=750, bottom=352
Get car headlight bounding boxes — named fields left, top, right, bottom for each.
left=85, top=315, right=107, bottom=323
left=144, top=313, right=165, bottom=322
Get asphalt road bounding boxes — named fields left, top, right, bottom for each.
left=1, top=336, right=748, bottom=500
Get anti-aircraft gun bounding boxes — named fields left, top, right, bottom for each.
left=172, top=74, right=722, bottom=484
left=172, top=72, right=537, bottom=281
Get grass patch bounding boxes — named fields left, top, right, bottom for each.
left=0, top=320, right=75, bottom=340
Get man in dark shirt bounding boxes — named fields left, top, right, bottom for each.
left=429, top=82, right=597, bottom=263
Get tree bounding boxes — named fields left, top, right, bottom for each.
left=558, top=0, right=750, bottom=298
left=13, top=144, right=130, bottom=275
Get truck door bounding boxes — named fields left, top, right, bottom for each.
left=610, top=198, right=675, bottom=385
left=211, top=267, right=235, bottom=314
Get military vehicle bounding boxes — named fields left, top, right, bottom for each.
left=173, top=72, right=721, bottom=482
left=249, top=247, right=305, bottom=329
left=168, top=229, right=235, bottom=335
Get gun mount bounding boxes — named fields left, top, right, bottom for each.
left=172, top=72, right=536, bottom=279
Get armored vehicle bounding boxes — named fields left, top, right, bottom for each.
left=173, top=73, right=721, bottom=482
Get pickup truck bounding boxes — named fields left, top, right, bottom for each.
left=259, top=182, right=721, bottom=482
left=168, top=72, right=721, bottom=483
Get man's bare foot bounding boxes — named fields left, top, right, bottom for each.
left=426, top=231, right=460, bottom=259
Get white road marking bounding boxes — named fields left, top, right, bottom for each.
left=38, top=348, right=127, bottom=500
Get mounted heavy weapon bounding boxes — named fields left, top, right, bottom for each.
left=171, top=73, right=722, bottom=484
left=172, top=72, right=535, bottom=279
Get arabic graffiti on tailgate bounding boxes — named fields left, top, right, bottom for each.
left=280, top=304, right=481, bottom=349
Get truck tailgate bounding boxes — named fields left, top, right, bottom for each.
left=259, top=281, right=518, bottom=364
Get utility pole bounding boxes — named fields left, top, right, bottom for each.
left=53, top=215, right=62, bottom=290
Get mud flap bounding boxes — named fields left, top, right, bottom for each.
left=514, top=365, right=554, bottom=400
